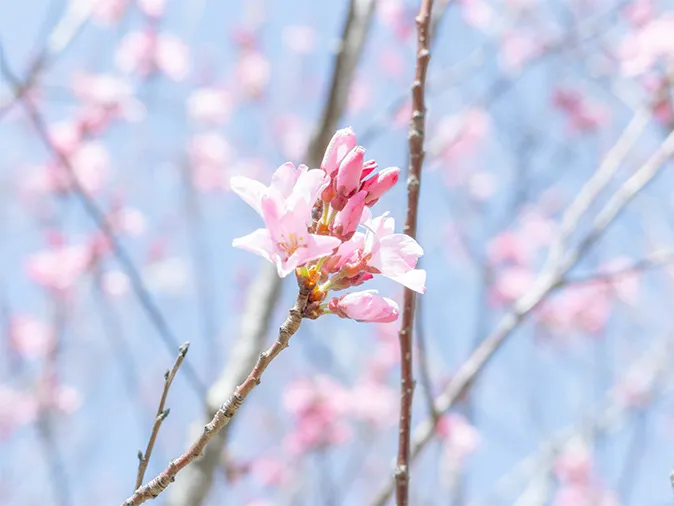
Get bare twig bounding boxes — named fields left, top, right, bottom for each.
left=122, top=283, right=310, bottom=505
left=0, top=61, right=206, bottom=396
left=166, top=2, right=376, bottom=504
left=370, top=116, right=674, bottom=506
left=396, top=1, right=434, bottom=505
left=135, top=343, right=190, bottom=491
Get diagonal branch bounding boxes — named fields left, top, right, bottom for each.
left=370, top=113, right=674, bottom=506
left=395, top=1, right=434, bottom=505
left=122, top=283, right=310, bottom=505
left=165, top=2, right=376, bottom=504
left=135, top=343, right=190, bottom=491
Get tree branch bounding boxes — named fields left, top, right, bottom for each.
left=370, top=113, right=674, bottom=506
left=135, top=343, right=190, bottom=491
left=123, top=283, right=310, bottom=505
left=395, top=1, right=434, bottom=504
left=165, top=2, right=376, bottom=504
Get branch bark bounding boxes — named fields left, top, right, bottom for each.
left=395, top=1, right=434, bottom=505
left=370, top=113, right=674, bottom=506
left=122, top=283, right=310, bottom=505
left=165, top=2, right=376, bottom=504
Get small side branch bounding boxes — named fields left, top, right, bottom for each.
left=122, top=284, right=310, bottom=506
left=396, top=1, right=435, bottom=505
left=135, top=343, right=190, bottom=491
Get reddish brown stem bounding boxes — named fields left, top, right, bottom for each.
left=395, top=1, right=434, bottom=505
left=135, top=342, right=190, bottom=490
left=122, top=283, right=309, bottom=505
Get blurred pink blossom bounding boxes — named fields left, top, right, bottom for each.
left=348, top=379, right=396, bottom=426
left=137, top=0, right=165, bottom=18
left=188, top=133, right=233, bottom=192
left=283, top=375, right=351, bottom=454
left=236, top=51, right=271, bottom=98
left=554, top=439, right=593, bottom=485
left=26, top=243, right=92, bottom=292
left=460, top=0, right=493, bottom=30
left=436, top=413, right=480, bottom=463
left=249, top=456, right=291, bottom=487
left=620, top=14, right=674, bottom=76
left=553, top=88, right=607, bottom=133
left=378, top=0, right=413, bottom=40
left=624, top=0, right=654, bottom=27
left=500, top=31, right=539, bottom=74
left=101, top=270, right=130, bottom=297
left=283, top=25, right=316, bottom=54
left=489, top=265, right=535, bottom=305
left=0, top=387, right=38, bottom=438
left=92, top=0, right=129, bottom=25
left=187, top=88, right=233, bottom=124
left=9, top=315, right=53, bottom=359
left=116, top=31, right=189, bottom=81
left=539, top=285, right=611, bottom=335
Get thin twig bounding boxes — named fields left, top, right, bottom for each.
left=135, top=342, right=190, bottom=491
left=0, top=61, right=206, bottom=397
left=395, top=1, right=434, bottom=505
left=370, top=114, right=674, bottom=506
left=165, top=2, right=376, bottom=504
left=122, top=283, right=310, bottom=505
left=563, top=249, right=674, bottom=285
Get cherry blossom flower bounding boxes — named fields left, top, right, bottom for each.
left=232, top=165, right=341, bottom=277
left=232, top=127, right=425, bottom=322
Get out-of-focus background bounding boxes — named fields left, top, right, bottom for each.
left=1, top=0, right=674, bottom=505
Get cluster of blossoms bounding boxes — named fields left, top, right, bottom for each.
left=231, top=127, right=426, bottom=323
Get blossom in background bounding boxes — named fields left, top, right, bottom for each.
left=231, top=128, right=426, bottom=323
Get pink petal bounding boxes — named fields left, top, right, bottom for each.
left=232, top=228, right=274, bottom=263
left=230, top=176, right=267, bottom=216
left=293, top=234, right=342, bottom=266
left=385, top=268, right=427, bottom=294
left=271, top=162, right=305, bottom=198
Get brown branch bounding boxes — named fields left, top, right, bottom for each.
left=396, top=1, right=434, bottom=505
left=135, top=343, right=190, bottom=491
left=122, top=283, right=310, bottom=505
left=165, top=2, right=376, bottom=504
left=370, top=114, right=674, bottom=506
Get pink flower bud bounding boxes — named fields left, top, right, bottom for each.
left=332, top=191, right=366, bottom=241
left=361, top=167, right=400, bottom=206
left=321, top=178, right=336, bottom=203
left=321, top=127, right=357, bottom=176
left=336, top=146, right=365, bottom=199
left=361, top=159, right=377, bottom=180
left=328, top=290, right=399, bottom=323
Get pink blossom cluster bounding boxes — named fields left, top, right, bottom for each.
left=231, top=127, right=426, bottom=323
left=552, top=439, right=619, bottom=506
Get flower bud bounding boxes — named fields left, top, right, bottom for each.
left=321, top=127, right=357, bottom=177
left=329, top=290, right=399, bottom=323
left=332, top=191, right=366, bottom=241
left=361, top=167, right=400, bottom=206
left=336, top=146, right=365, bottom=199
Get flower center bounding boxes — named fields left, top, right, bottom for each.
left=278, top=233, right=306, bottom=256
